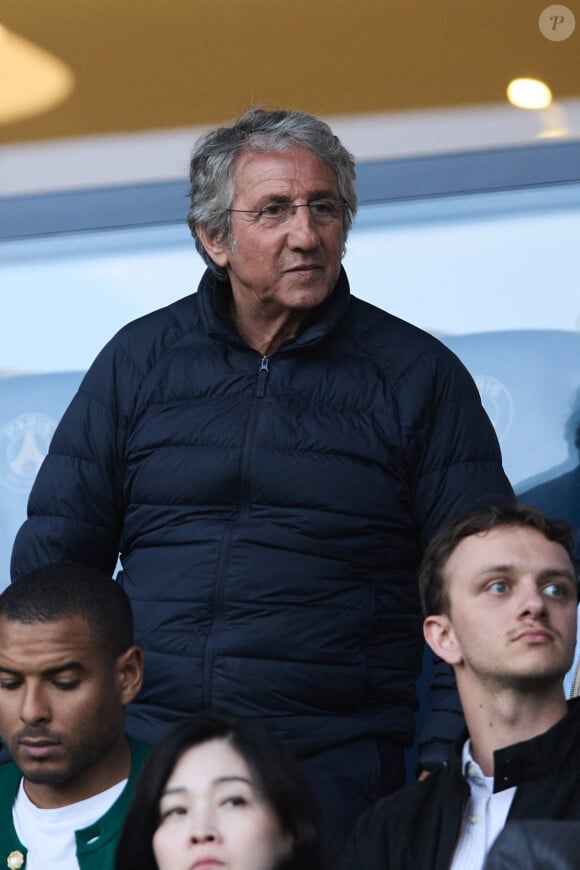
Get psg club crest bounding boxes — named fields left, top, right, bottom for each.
left=0, top=413, right=56, bottom=493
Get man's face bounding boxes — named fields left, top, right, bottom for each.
left=0, top=614, right=131, bottom=800
left=201, top=146, right=345, bottom=319
left=425, top=526, right=578, bottom=691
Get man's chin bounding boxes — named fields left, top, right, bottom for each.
left=12, top=747, right=71, bottom=785
left=19, top=763, right=72, bottom=786
left=508, top=668, right=568, bottom=691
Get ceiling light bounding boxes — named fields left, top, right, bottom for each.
left=506, top=78, right=552, bottom=110
left=0, top=24, right=75, bottom=126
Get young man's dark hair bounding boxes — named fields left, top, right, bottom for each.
left=1, top=561, right=133, bottom=657
left=419, top=503, right=577, bottom=617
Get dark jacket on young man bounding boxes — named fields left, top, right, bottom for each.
left=343, top=699, right=580, bottom=870
left=10, top=267, right=513, bottom=835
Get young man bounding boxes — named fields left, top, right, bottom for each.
left=344, top=504, right=580, bottom=870
left=0, top=562, right=148, bottom=870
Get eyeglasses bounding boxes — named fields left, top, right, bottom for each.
left=227, top=199, right=346, bottom=228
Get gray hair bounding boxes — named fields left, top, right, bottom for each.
left=187, top=108, right=358, bottom=278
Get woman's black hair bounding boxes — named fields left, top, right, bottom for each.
left=116, top=712, right=328, bottom=870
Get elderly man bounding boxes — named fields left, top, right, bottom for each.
left=11, top=108, right=512, bottom=841
left=344, top=505, right=580, bottom=869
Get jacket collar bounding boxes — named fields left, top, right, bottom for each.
left=197, top=266, right=351, bottom=353
left=451, top=698, right=580, bottom=794
left=75, top=737, right=150, bottom=854
left=492, top=698, right=580, bottom=793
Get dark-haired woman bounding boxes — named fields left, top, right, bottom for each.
left=116, top=712, right=328, bottom=870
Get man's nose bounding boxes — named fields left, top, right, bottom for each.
left=287, top=205, right=320, bottom=248
left=518, top=582, right=547, bottom=618
left=20, top=684, right=51, bottom=725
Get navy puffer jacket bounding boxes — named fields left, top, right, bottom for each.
left=11, top=268, right=513, bottom=757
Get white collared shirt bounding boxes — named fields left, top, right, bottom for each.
left=450, top=739, right=516, bottom=870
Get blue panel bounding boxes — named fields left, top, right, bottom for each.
left=2, top=140, right=580, bottom=241
left=0, top=372, right=84, bottom=588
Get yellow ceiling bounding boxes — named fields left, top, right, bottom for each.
left=1, top=0, right=579, bottom=144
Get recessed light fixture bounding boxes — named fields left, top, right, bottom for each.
left=0, top=24, right=75, bottom=125
left=506, top=78, right=552, bottom=110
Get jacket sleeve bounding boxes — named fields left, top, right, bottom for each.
left=397, top=343, right=515, bottom=769
left=341, top=801, right=390, bottom=870
left=417, top=651, right=465, bottom=770
left=10, top=336, right=138, bottom=580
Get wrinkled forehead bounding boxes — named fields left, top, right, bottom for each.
left=231, top=144, right=338, bottom=197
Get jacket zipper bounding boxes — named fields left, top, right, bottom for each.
left=239, top=355, right=269, bottom=513
left=202, top=525, right=233, bottom=707
left=202, top=354, right=269, bottom=706
left=256, top=355, right=269, bottom=398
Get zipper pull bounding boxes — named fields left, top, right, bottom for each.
left=256, top=355, right=269, bottom=398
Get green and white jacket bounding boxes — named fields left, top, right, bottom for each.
left=0, top=738, right=149, bottom=870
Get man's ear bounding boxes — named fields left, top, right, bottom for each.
left=196, top=227, right=231, bottom=269
left=115, top=646, right=144, bottom=706
left=423, top=614, right=463, bottom=666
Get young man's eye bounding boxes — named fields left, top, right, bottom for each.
left=0, top=681, right=20, bottom=691
left=544, top=583, right=566, bottom=598
left=53, top=680, right=81, bottom=691
left=488, top=580, right=509, bottom=595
